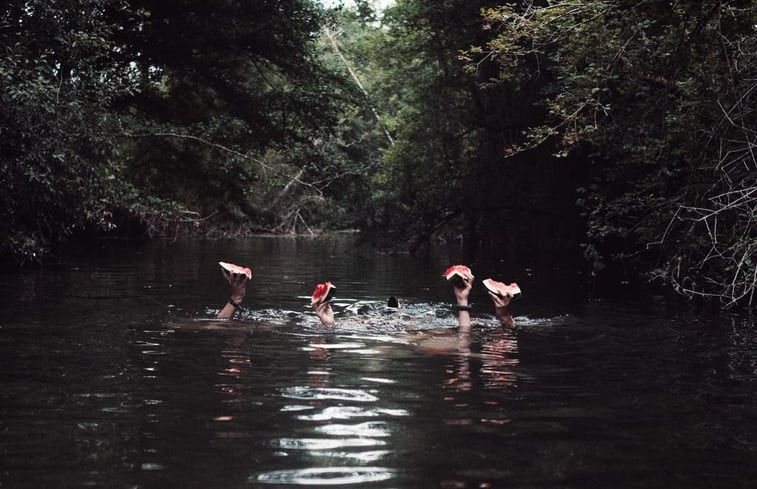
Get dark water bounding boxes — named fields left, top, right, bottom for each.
left=1, top=236, right=756, bottom=488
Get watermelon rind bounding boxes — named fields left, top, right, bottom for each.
left=483, top=278, right=521, bottom=299
left=311, top=282, right=336, bottom=305
left=219, top=261, right=252, bottom=280
left=444, top=265, right=471, bottom=286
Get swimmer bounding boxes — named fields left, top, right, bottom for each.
left=312, top=298, right=335, bottom=327
left=489, top=289, right=514, bottom=328
left=216, top=270, right=249, bottom=320
left=447, top=266, right=514, bottom=329
left=309, top=269, right=514, bottom=328
left=216, top=263, right=514, bottom=328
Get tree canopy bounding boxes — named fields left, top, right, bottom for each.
left=468, top=0, right=757, bottom=306
left=1, top=0, right=354, bottom=262
left=1, top=0, right=755, bottom=307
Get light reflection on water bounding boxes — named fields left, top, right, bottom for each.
left=252, top=467, right=396, bottom=485
left=271, top=437, right=387, bottom=450
left=294, top=406, right=410, bottom=422
left=2, top=237, right=757, bottom=488
left=280, top=386, right=379, bottom=402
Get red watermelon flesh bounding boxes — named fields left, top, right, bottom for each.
left=444, top=265, right=471, bottom=286
left=219, top=261, right=252, bottom=280
left=482, top=278, right=521, bottom=298
left=311, top=282, right=336, bottom=305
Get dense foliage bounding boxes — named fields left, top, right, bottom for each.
left=113, top=0, right=353, bottom=233
left=468, top=0, right=757, bottom=306
left=331, top=0, right=584, bottom=257
left=1, top=0, right=358, bottom=263
left=333, top=0, right=756, bottom=306
left=1, top=0, right=137, bottom=262
left=2, top=0, right=755, bottom=306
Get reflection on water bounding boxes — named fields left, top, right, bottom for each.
left=2, top=237, right=757, bottom=488
left=272, top=437, right=386, bottom=450
left=280, top=386, right=379, bottom=402
left=294, top=406, right=410, bottom=422
left=252, top=467, right=396, bottom=485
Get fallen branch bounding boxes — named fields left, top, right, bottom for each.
left=323, top=26, right=394, bottom=147
left=118, top=131, right=323, bottom=196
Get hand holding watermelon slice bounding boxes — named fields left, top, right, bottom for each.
left=311, top=282, right=336, bottom=326
left=444, top=265, right=519, bottom=328
left=216, top=261, right=251, bottom=320
left=311, top=282, right=336, bottom=305
left=482, top=278, right=519, bottom=327
left=444, top=264, right=473, bottom=287
left=219, top=261, right=252, bottom=282
left=445, top=264, right=474, bottom=300
left=444, top=265, right=475, bottom=328
left=482, top=279, right=521, bottom=300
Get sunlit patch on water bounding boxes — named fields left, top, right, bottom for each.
left=326, top=450, right=391, bottom=462
left=209, top=300, right=554, bottom=339
left=360, top=377, right=396, bottom=384
left=271, top=438, right=386, bottom=450
left=295, top=406, right=410, bottom=421
left=344, top=348, right=382, bottom=354
left=313, top=421, right=391, bottom=437
left=229, top=300, right=466, bottom=333
left=280, top=386, right=378, bottom=402
left=236, top=308, right=305, bottom=324
left=280, top=404, right=314, bottom=412
left=301, top=341, right=366, bottom=351
left=251, top=466, right=395, bottom=485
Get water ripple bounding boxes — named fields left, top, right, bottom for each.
left=314, top=421, right=391, bottom=437
left=302, top=342, right=366, bottom=350
left=297, top=406, right=410, bottom=421
left=280, top=386, right=378, bottom=402
left=271, top=438, right=386, bottom=450
left=251, top=467, right=395, bottom=485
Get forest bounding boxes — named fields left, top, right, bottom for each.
left=1, top=0, right=755, bottom=308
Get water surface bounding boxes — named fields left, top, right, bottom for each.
left=1, top=237, right=756, bottom=488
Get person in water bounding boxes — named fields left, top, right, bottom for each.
left=216, top=265, right=515, bottom=327
left=216, top=271, right=248, bottom=320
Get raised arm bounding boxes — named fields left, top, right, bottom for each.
left=452, top=269, right=474, bottom=330
left=216, top=272, right=248, bottom=319
left=313, top=300, right=335, bottom=327
left=487, top=291, right=514, bottom=328
left=311, top=282, right=336, bottom=326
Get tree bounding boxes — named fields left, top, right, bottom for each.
left=330, top=0, right=584, bottom=258
left=470, top=0, right=757, bottom=306
left=0, top=0, right=138, bottom=263
left=113, top=0, right=352, bottom=234
left=351, top=0, right=493, bottom=251
left=0, top=0, right=362, bottom=262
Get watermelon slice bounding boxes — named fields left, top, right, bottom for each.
left=482, top=278, right=521, bottom=299
left=219, top=261, right=252, bottom=281
left=444, top=264, right=472, bottom=287
left=311, top=282, right=336, bottom=305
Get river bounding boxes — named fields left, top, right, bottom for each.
left=1, top=236, right=756, bottom=488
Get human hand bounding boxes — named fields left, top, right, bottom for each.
left=313, top=300, right=335, bottom=327
left=229, top=273, right=248, bottom=305
left=487, top=290, right=511, bottom=309
left=488, top=291, right=513, bottom=327
left=453, top=269, right=475, bottom=305
left=216, top=270, right=249, bottom=320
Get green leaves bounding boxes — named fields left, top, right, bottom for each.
left=469, top=0, right=757, bottom=306
left=1, top=0, right=353, bottom=261
left=0, top=0, right=138, bottom=262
